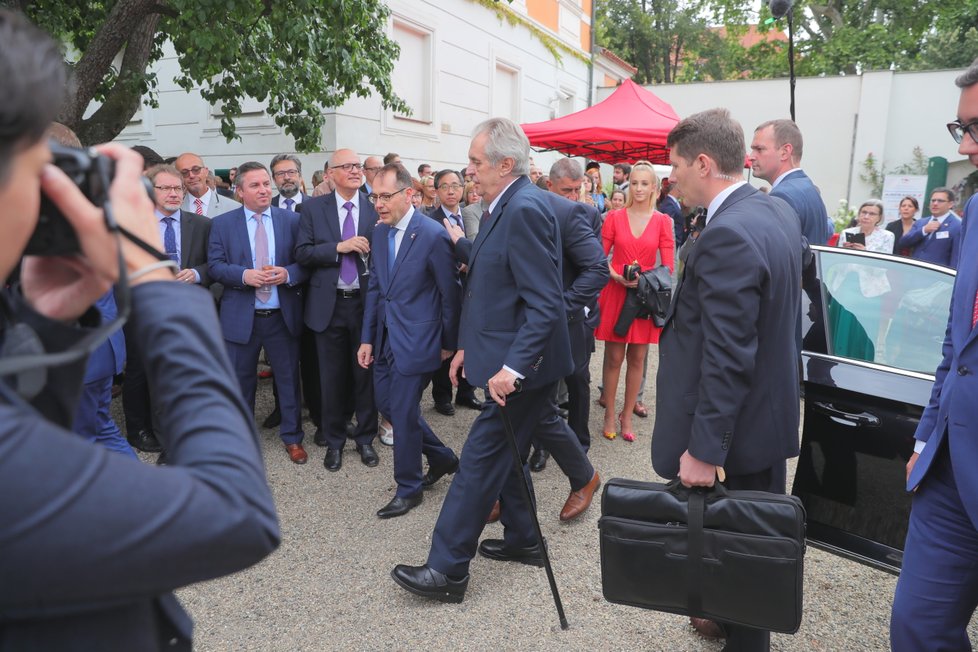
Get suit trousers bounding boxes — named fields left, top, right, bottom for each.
left=429, top=356, right=477, bottom=405
left=427, top=383, right=556, bottom=578
left=374, top=335, right=456, bottom=498
left=565, top=328, right=594, bottom=451
left=225, top=311, right=303, bottom=445
left=121, top=321, right=154, bottom=436
left=891, top=439, right=978, bottom=651
left=718, top=461, right=786, bottom=652
left=269, top=326, right=322, bottom=425
left=531, top=387, right=594, bottom=491
left=317, top=293, right=376, bottom=449
left=73, top=376, right=138, bottom=458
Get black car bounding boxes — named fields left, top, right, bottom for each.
left=793, top=245, right=956, bottom=574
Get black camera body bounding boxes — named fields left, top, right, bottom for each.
left=623, top=261, right=641, bottom=282
left=23, top=142, right=116, bottom=256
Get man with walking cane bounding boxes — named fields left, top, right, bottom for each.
left=391, top=117, right=580, bottom=604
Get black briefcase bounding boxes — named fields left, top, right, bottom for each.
left=598, top=478, right=806, bottom=633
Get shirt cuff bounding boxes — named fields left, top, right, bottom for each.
left=914, top=439, right=926, bottom=455
left=192, top=269, right=201, bottom=284
left=502, top=365, right=525, bottom=380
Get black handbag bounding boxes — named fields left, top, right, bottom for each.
left=598, top=478, right=806, bottom=634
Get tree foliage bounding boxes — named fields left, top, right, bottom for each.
left=3, top=0, right=409, bottom=150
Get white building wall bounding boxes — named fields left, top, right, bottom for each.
left=113, top=0, right=591, bottom=180
left=599, top=68, right=969, bottom=215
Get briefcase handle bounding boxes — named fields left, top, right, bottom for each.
left=664, top=477, right=729, bottom=500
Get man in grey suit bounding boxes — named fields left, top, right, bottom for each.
left=749, top=119, right=830, bottom=246
left=175, top=151, right=242, bottom=217
left=653, top=108, right=803, bottom=651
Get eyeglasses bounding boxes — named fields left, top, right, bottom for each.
left=273, top=168, right=300, bottom=177
left=367, top=187, right=408, bottom=204
left=330, top=163, right=363, bottom=172
left=363, top=166, right=382, bottom=173
left=947, top=119, right=978, bottom=144
left=153, top=185, right=183, bottom=193
left=930, top=198, right=949, bottom=203
left=179, top=165, right=204, bottom=177
left=438, top=183, right=463, bottom=191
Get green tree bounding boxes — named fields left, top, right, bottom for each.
left=3, top=0, right=408, bottom=150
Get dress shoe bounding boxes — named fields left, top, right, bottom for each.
left=261, top=407, right=281, bottom=429
left=556, top=406, right=569, bottom=420
left=377, top=493, right=423, bottom=518
left=391, top=564, right=468, bottom=603
left=128, top=429, right=162, bottom=453
left=285, top=443, right=308, bottom=464
left=529, top=448, right=549, bottom=472
left=422, top=456, right=459, bottom=487
left=559, top=471, right=601, bottom=521
left=357, top=443, right=379, bottom=467
left=633, top=401, right=649, bottom=418
left=486, top=500, right=501, bottom=523
left=324, top=448, right=342, bottom=471
left=434, top=402, right=456, bottom=416
left=313, top=428, right=327, bottom=447
left=690, top=617, right=726, bottom=639
left=454, top=395, right=484, bottom=411
left=478, top=538, right=545, bottom=567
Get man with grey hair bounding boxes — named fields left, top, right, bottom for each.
left=361, top=155, right=383, bottom=195
left=891, top=56, right=978, bottom=652
left=392, top=117, right=575, bottom=603
left=270, top=153, right=310, bottom=211
left=175, top=151, right=241, bottom=217
left=749, top=119, right=830, bottom=245
left=653, top=108, right=802, bottom=651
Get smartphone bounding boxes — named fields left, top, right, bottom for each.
left=845, top=232, right=866, bottom=246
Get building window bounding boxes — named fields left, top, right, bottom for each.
left=492, top=61, right=520, bottom=121
left=391, top=18, right=433, bottom=124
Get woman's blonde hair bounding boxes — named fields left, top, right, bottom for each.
left=624, top=160, right=659, bottom=209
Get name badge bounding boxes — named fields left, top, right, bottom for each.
left=936, top=231, right=949, bottom=239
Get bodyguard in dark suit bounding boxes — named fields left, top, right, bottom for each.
left=123, top=164, right=213, bottom=453
left=653, top=109, right=803, bottom=651
left=294, top=149, right=379, bottom=471
left=208, top=161, right=310, bottom=465
left=898, top=187, right=962, bottom=269
left=891, top=63, right=978, bottom=651
left=749, top=119, right=831, bottom=246
left=358, top=164, right=461, bottom=519
left=392, top=118, right=575, bottom=603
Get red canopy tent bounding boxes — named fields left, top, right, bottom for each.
left=520, top=79, right=680, bottom=165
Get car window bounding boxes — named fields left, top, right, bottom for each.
left=819, top=250, right=954, bottom=374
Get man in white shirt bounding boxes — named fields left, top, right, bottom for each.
left=175, top=151, right=241, bottom=218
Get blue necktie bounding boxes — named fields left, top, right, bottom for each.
left=451, top=213, right=462, bottom=228
left=388, top=229, right=397, bottom=273
left=284, top=198, right=295, bottom=212
left=163, top=217, right=178, bottom=263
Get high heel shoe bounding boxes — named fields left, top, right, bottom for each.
left=618, top=413, right=635, bottom=442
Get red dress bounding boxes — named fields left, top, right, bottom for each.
left=595, top=208, right=675, bottom=344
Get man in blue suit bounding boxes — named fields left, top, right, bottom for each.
left=750, top=119, right=831, bottom=246
left=208, top=161, right=309, bottom=464
left=897, top=187, right=962, bottom=269
left=392, top=117, right=575, bottom=603
left=891, top=58, right=978, bottom=651
left=357, top=163, right=461, bottom=519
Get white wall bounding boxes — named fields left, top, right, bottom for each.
left=598, top=68, right=970, bottom=217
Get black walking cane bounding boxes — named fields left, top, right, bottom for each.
left=497, top=381, right=570, bottom=630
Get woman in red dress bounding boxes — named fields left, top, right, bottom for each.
left=595, top=161, right=675, bottom=442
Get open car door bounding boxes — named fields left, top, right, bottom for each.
left=793, top=246, right=955, bottom=574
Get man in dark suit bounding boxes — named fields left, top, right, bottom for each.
left=208, top=161, right=310, bottom=465
left=898, top=186, right=962, bottom=268
left=358, top=163, right=462, bottom=518
left=891, top=59, right=978, bottom=651
left=295, top=149, right=379, bottom=471
left=0, top=15, right=278, bottom=644
left=749, top=119, right=831, bottom=246
left=653, top=108, right=803, bottom=651
left=391, top=117, right=576, bottom=603
left=659, top=179, right=687, bottom=248
left=424, top=168, right=482, bottom=414
left=123, top=163, right=212, bottom=453
left=270, top=153, right=312, bottom=211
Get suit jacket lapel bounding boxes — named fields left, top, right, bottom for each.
left=470, top=176, right=528, bottom=267
left=270, top=207, right=288, bottom=265
left=235, top=208, right=252, bottom=265
left=179, top=211, right=194, bottom=268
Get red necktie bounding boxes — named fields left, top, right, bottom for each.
left=194, top=198, right=204, bottom=215
left=481, top=209, right=490, bottom=224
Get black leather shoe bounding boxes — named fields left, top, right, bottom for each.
left=324, top=448, right=342, bottom=471
left=313, top=428, right=327, bottom=447
left=357, top=443, right=379, bottom=467
left=377, top=493, right=423, bottom=519
left=128, top=429, right=162, bottom=453
left=261, top=407, right=281, bottom=429
left=434, top=402, right=456, bottom=416
left=455, top=395, right=484, bottom=411
left=529, top=448, right=549, bottom=472
left=478, top=538, right=546, bottom=567
left=391, top=564, right=468, bottom=603
left=422, top=456, right=459, bottom=487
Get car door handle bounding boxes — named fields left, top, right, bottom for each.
left=811, top=402, right=881, bottom=427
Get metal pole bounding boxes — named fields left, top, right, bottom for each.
left=788, top=8, right=796, bottom=122
left=497, top=400, right=570, bottom=630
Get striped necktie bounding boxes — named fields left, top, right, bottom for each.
left=194, top=197, right=204, bottom=215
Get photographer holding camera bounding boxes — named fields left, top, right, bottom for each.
left=0, top=11, right=279, bottom=651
